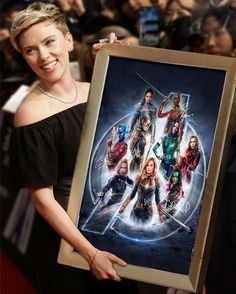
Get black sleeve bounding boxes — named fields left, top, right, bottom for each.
left=10, top=123, right=58, bottom=188
left=102, top=176, right=115, bottom=195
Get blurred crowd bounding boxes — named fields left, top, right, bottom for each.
left=0, top=0, right=236, bottom=84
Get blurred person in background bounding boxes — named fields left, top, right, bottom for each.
left=114, top=0, right=154, bottom=37
left=200, top=4, right=236, bottom=56
left=0, top=2, right=35, bottom=81
left=157, top=0, right=198, bottom=49
left=228, top=0, right=236, bottom=8
left=198, top=4, right=236, bottom=294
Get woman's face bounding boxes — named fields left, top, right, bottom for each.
left=144, top=92, right=152, bottom=104
left=190, top=137, right=197, bottom=149
left=202, top=16, right=233, bottom=56
left=165, top=0, right=193, bottom=24
left=172, top=122, right=179, bottom=134
left=19, top=21, right=73, bottom=82
left=118, top=163, right=128, bottom=176
left=173, top=94, right=180, bottom=106
left=146, top=160, right=155, bottom=175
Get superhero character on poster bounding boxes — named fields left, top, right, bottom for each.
left=77, top=57, right=225, bottom=275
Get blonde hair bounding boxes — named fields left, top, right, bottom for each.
left=116, top=159, right=128, bottom=176
left=139, top=157, right=157, bottom=179
left=10, top=1, right=69, bottom=51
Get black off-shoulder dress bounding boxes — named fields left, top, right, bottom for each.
left=10, top=103, right=138, bottom=294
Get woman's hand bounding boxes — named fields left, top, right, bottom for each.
left=92, top=32, right=120, bottom=59
left=30, top=187, right=126, bottom=282
left=89, top=249, right=127, bottom=281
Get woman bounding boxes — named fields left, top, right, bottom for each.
left=157, top=92, right=185, bottom=140
left=10, top=2, right=138, bottom=293
left=128, top=88, right=156, bottom=145
left=200, top=5, right=236, bottom=56
left=99, top=158, right=133, bottom=209
left=161, top=165, right=183, bottom=218
left=158, top=0, right=197, bottom=50
left=106, top=124, right=128, bottom=171
left=179, top=135, right=200, bottom=182
left=153, top=121, right=181, bottom=180
left=119, top=157, right=162, bottom=223
left=199, top=6, right=236, bottom=294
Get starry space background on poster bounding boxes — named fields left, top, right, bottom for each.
left=77, top=56, right=226, bottom=275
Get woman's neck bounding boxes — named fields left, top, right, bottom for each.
left=39, top=75, right=75, bottom=97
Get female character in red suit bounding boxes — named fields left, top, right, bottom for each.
left=179, top=135, right=200, bottom=182
left=119, top=157, right=163, bottom=223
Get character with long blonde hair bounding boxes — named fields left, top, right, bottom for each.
left=119, top=157, right=163, bottom=223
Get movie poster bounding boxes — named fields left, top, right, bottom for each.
left=77, top=56, right=225, bottom=275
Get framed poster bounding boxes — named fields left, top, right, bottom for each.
left=58, top=45, right=236, bottom=293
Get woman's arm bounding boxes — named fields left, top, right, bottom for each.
left=30, top=186, right=126, bottom=281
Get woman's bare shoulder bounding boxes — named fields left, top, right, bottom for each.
left=14, top=91, right=49, bottom=127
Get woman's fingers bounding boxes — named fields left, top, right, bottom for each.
left=108, top=253, right=127, bottom=267
left=90, top=251, right=126, bottom=281
left=92, top=264, right=121, bottom=282
left=107, top=32, right=116, bottom=43
left=92, top=32, right=125, bottom=59
left=111, top=274, right=122, bottom=282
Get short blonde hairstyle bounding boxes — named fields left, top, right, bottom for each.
left=10, top=1, right=69, bottom=51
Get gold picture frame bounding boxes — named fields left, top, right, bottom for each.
left=58, top=45, right=236, bottom=293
